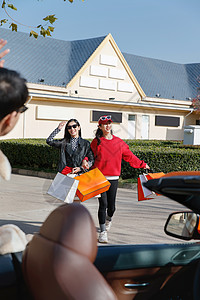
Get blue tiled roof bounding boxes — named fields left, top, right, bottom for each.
left=0, top=28, right=199, bottom=101
left=0, top=28, right=106, bottom=87
left=123, top=53, right=200, bottom=101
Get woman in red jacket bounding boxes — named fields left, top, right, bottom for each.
left=91, top=115, right=150, bottom=243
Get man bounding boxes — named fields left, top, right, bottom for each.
left=0, top=67, right=29, bottom=180
left=0, top=41, right=32, bottom=256
left=0, top=68, right=28, bottom=137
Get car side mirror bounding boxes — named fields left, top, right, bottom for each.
left=164, top=211, right=200, bottom=240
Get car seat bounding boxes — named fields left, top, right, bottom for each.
left=22, top=203, right=117, bottom=300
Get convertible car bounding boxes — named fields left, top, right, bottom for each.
left=1, top=171, right=200, bottom=299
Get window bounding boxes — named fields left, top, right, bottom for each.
left=92, top=111, right=122, bottom=123
left=155, top=116, right=180, bottom=127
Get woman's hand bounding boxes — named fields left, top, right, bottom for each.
left=0, top=39, right=10, bottom=68
left=145, top=164, right=150, bottom=170
left=58, top=121, right=67, bottom=130
left=81, top=160, right=89, bottom=170
left=72, top=167, right=81, bottom=174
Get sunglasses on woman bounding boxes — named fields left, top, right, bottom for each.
left=67, top=124, right=78, bottom=130
left=99, top=115, right=111, bottom=121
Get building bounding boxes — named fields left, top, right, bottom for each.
left=0, top=28, right=199, bottom=141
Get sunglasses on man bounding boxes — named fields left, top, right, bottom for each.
left=67, top=124, right=78, bottom=130
left=17, top=105, right=28, bottom=114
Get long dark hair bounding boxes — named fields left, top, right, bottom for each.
left=64, top=119, right=82, bottom=141
left=95, top=126, right=113, bottom=145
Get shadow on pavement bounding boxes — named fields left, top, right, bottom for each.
left=0, top=219, right=41, bottom=234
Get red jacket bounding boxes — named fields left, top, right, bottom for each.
left=91, top=135, right=147, bottom=177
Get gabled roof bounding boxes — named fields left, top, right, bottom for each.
left=0, top=28, right=106, bottom=87
left=0, top=28, right=199, bottom=101
left=123, top=53, right=200, bottom=101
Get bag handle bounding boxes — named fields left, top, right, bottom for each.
left=144, top=168, right=155, bottom=174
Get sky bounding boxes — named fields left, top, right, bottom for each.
left=1, top=0, right=200, bottom=64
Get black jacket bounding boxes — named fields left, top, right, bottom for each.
left=46, top=135, right=94, bottom=172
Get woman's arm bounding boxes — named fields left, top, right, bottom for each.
left=71, top=141, right=95, bottom=174
left=46, top=121, right=67, bottom=147
left=87, top=142, right=95, bottom=166
left=77, top=142, right=95, bottom=172
left=81, top=142, right=94, bottom=169
left=122, top=142, right=149, bottom=169
left=46, top=127, right=63, bottom=148
left=90, top=138, right=97, bottom=158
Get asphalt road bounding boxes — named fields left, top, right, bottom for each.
left=0, top=173, right=189, bottom=245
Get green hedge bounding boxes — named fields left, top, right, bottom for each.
left=0, top=139, right=59, bottom=172
left=0, top=139, right=199, bottom=179
left=121, top=147, right=200, bottom=179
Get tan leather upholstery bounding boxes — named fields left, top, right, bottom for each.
left=22, top=203, right=117, bottom=300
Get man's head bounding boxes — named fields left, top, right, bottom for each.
left=0, top=68, right=28, bottom=136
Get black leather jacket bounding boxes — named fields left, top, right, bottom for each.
left=46, top=129, right=94, bottom=172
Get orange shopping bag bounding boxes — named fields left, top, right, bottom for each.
left=75, top=168, right=111, bottom=202
left=137, top=172, right=165, bottom=201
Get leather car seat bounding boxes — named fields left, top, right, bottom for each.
left=22, top=203, right=117, bottom=300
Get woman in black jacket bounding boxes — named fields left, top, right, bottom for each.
left=46, top=119, right=94, bottom=174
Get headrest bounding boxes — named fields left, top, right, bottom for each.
left=39, top=203, right=97, bottom=262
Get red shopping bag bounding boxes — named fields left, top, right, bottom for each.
left=61, top=166, right=73, bottom=175
left=137, top=172, right=165, bottom=201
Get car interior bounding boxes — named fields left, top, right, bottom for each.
left=1, top=172, right=200, bottom=299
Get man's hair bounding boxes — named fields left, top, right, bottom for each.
left=0, top=68, right=28, bottom=120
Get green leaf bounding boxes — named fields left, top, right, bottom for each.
left=2, top=0, right=6, bottom=8
left=40, top=27, right=47, bottom=37
left=29, top=30, right=38, bottom=39
left=46, top=30, right=51, bottom=36
left=9, top=23, right=17, bottom=32
left=8, top=4, right=17, bottom=10
left=0, top=19, right=8, bottom=26
left=48, top=26, right=54, bottom=32
left=43, top=14, right=57, bottom=24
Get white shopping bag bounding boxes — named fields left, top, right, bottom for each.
left=47, top=172, right=79, bottom=203
left=139, top=174, right=153, bottom=198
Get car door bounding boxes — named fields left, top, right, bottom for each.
left=95, top=243, right=200, bottom=299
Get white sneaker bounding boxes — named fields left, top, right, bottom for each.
left=105, top=220, right=112, bottom=231
left=98, top=231, right=108, bottom=243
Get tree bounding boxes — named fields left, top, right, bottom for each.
left=191, top=76, right=200, bottom=121
left=0, top=0, right=80, bottom=38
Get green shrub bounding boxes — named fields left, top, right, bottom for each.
left=121, top=146, right=200, bottom=179
left=0, top=139, right=59, bottom=172
left=0, top=139, right=199, bottom=179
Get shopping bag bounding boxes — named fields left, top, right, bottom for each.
left=74, top=168, right=111, bottom=202
left=61, top=166, right=73, bottom=175
left=137, top=172, right=165, bottom=201
left=145, top=172, right=165, bottom=181
left=47, top=172, right=79, bottom=203
left=137, top=174, right=154, bottom=201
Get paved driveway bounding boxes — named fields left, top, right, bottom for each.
left=0, top=174, right=188, bottom=245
